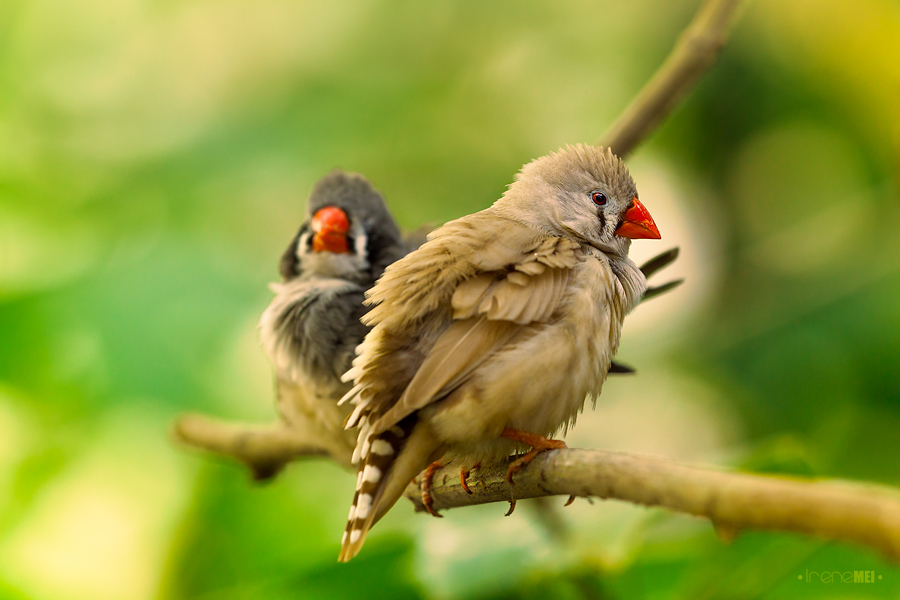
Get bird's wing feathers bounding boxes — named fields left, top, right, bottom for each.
left=346, top=211, right=581, bottom=437
left=452, top=265, right=571, bottom=324
left=362, top=212, right=578, bottom=328
left=370, top=317, right=520, bottom=432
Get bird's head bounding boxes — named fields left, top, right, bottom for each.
left=499, top=144, right=660, bottom=256
left=279, top=170, right=405, bottom=282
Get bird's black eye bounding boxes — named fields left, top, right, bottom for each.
left=591, top=191, right=608, bottom=206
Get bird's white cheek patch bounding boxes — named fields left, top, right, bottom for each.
left=362, top=464, right=382, bottom=483
left=356, top=493, right=373, bottom=519
left=370, top=439, right=395, bottom=456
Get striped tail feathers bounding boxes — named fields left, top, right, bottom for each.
left=341, top=377, right=380, bottom=466
left=338, top=417, right=445, bottom=562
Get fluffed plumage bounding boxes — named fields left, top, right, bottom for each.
left=337, top=144, right=661, bottom=561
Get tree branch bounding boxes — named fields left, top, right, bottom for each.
left=172, top=413, right=354, bottom=478
left=403, top=448, right=900, bottom=561
left=167, top=2, right=900, bottom=564
left=172, top=0, right=746, bottom=480
left=601, top=0, right=747, bottom=157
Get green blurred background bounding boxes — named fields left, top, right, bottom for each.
left=1, top=0, right=899, bottom=598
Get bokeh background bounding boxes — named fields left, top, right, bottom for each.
left=1, top=0, right=899, bottom=598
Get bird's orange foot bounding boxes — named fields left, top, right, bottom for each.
left=460, top=462, right=481, bottom=494
left=420, top=461, right=444, bottom=518
left=500, top=428, right=567, bottom=485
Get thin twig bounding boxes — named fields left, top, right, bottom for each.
left=404, top=448, right=900, bottom=561
left=601, top=0, right=747, bottom=157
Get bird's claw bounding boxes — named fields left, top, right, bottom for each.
left=500, top=428, right=567, bottom=485
left=460, top=462, right=481, bottom=494
left=420, top=461, right=444, bottom=518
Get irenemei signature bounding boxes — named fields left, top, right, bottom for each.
left=801, top=570, right=882, bottom=583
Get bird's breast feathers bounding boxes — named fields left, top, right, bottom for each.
left=260, top=277, right=366, bottom=382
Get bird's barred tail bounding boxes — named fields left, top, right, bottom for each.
left=338, top=417, right=413, bottom=562
left=338, top=416, right=444, bottom=562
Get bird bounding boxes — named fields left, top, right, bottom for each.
left=258, top=169, right=411, bottom=466
left=337, top=144, right=661, bottom=561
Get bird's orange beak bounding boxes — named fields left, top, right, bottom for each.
left=311, top=206, right=351, bottom=253
left=615, top=198, right=661, bottom=240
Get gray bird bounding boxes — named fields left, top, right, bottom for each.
left=258, top=170, right=410, bottom=462
left=337, top=144, right=661, bottom=561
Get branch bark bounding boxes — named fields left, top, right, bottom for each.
left=601, top=0, right=747, bottom=157
left=172, top=414, right=354, bottom=479
left=403, top=448, right=900, bottom=561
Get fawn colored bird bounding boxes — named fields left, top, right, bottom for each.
left=337, top=144, right=661, bottom=561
